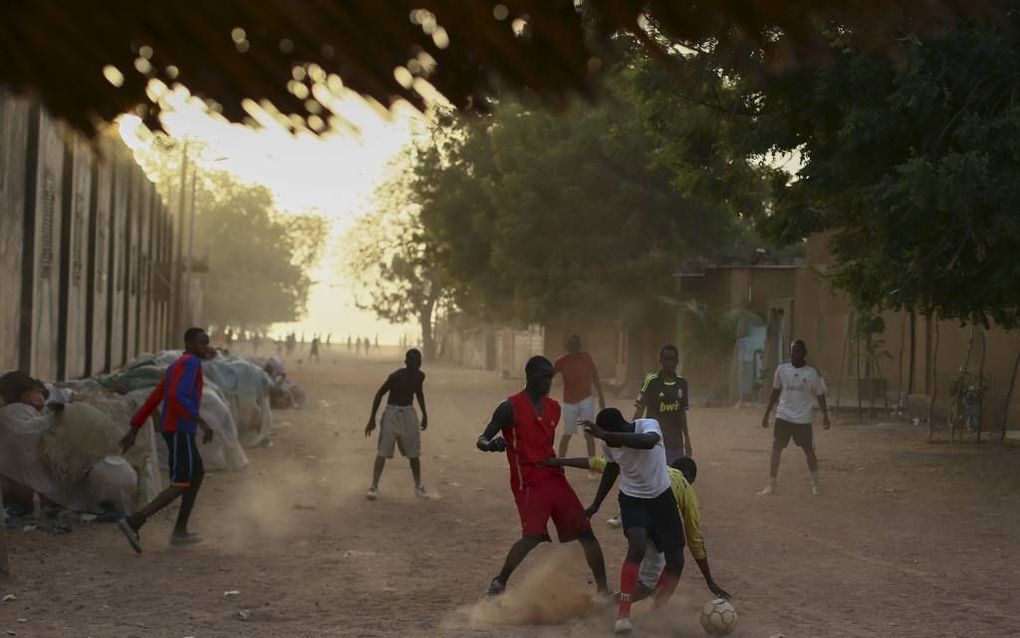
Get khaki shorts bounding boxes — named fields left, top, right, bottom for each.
left=378, top=405, right=421, bottom=459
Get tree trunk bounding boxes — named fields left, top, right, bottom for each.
left=976, top=329, right=986, bottom=443
left=908, top=309, right=917, bottom=394
left=418, top=292, right=440, bottom=361
left=1000, top=346, right=1020, bottom=443
left=897, top=313, right=906, bottom=409
left=836, top=313, right=850, bottom=416
left=856, top=317, right=863, bottom=422
left=955, top=325, right=977, bottom=441
left=928, top=315, right=940, bottom=442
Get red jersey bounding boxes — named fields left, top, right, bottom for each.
left=130, top=353, right=204, bottom=433
left=553, top=352, right=598, bottom=404
left=503, top=391, right=563, bottom=494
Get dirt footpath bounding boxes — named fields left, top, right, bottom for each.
left=2, top=355, right=1020, bottom=637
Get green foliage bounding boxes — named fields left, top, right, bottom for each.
left=404, top=70, right=777, bottom=327
left=130, top=139, right=328, bottom=328
left=638, top=14, right=1020, bottom=328
left=676, top=301, right=763, bottom=368
left=344, top=166, right=446, bottom=358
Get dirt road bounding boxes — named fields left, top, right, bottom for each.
left=3, top=354, right=1020, bottom=637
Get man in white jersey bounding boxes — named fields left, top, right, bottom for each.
left=759, top=339, right=831, bottom=496
left=583, top=408, right=684, bottom=635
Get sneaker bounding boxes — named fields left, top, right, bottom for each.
left=366, top=487, right=378, bottom=501
left=811, top=483, right=821, bottom=496
left=606, top=514, right=622, bottom=528
left=170, top=532, right=204, bottom=547
left=415, top=485, right=428, bottom=498
left=613, top=617, right=634, bottom=634
left=116, top=518, right=142, bottom=554
left=486, top=577, right=506, bottom=597
left=757, top=484, right=776, bottom=496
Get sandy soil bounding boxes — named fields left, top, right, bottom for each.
left=3, top=353, right=1020, bottom=637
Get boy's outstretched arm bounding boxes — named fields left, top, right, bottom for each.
left=585, top=462, right=619, bottom=518
left=477, top=400, right=513, bottom=452
left=694, top=557, right=731, bottom=599
left=538, top=456, right=592, bottom=470
left=584, top=421, right=659, bottom=449
left=365, top=377, right=391, bottom=437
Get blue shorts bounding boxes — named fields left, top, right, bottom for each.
left=162, top=431, right=203, bottom=486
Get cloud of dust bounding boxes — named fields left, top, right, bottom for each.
left=441, top=545, right=601, bottom=630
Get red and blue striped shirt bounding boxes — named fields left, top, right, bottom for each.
left=130, top=353, right=204, bottom=433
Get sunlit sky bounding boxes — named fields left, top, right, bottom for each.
left=120, top=90, right=425, bottom=344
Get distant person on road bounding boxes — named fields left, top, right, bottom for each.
left=364, top=349, right=429, bottom=499
left=117, top=327, right=215, bottom=553
left=759, top=339, right=831, bottom=496
left=310, top=336, right=321, bottom=363
left=552, top=335, right=606, bottom=463
left=475, top=356, right=610, bottom=600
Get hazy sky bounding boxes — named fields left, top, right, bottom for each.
left=121, top=89, right=423, bottom=344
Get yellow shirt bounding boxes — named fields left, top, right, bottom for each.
left=589, top=457, right=706, bottom=560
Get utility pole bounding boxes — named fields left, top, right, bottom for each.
left=171, top=139, right=189, bottom=343
left=183, top=166, right=197, bottom=328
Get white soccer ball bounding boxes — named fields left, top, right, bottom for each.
left=700, top=598, right=738, bottom=636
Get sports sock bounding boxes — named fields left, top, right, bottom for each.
left=652, top=570, right=680, bottom=609
left=618, top=561, right=640, bottom=619
left=810, top=470, right=820, bottom=486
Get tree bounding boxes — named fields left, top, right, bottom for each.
left=129, top=138, right=328, bottom=330
left=344, top=169, right=446, bottom=360
left=409, top=72, right=772, bottom=328
left=634, top=14, right=1020, bottom=328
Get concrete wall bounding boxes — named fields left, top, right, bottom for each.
left=0, top=90, right=28, bottom=372
left=27, top=107, right=66, bottom=381
left=794, top=235, right=1020, bottom=433
left=0, top=92, right=180, bottom=381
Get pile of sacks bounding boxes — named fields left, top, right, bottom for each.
left=0, top=382, right=159, bottom=514
left=0, top=349, right=273, bottom=516
left=87, top=350, right=266, bottom=454
left=256, top=356, right=306, bottom=410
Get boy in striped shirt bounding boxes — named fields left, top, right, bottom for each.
left=117, top=327, right=215, bottom=552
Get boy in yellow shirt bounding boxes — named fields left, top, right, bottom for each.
left=541, top=454, right=730, bottom=601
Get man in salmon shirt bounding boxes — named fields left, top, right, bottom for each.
left=476, top=355, right=610, bottom=599
left=116, top=327, right=215, bottom=553
left=553, top=335, right=606, bottom=461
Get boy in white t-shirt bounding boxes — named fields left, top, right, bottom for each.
left=583, top=408, right=685, bottom=635
left=760, top=339, right=831, bottom=496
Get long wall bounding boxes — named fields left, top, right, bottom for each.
left=0, top=90, right=175, bottom=380
left=793, top=235, right=1020, bottom=433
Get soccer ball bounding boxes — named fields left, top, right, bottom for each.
left=700, top=598, right=737, bottom=636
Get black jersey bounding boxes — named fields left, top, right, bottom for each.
left=634, top=372, right=689, bottom=450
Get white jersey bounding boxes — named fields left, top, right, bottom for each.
left=602, top=418, right=670, bottom=498
left=773, top=363, right=827, bottom=424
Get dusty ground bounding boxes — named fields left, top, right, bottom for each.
left=3, top=351, right=1020, bottom=637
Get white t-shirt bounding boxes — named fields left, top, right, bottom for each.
left=773, top=363, right=827, bottom=424
left=601, top=418, right=671, bottom=498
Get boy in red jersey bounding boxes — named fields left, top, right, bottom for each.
left=476, top=356, right=610, bottom=599
left=116, top=327, right=215, bottom=552
left=553, top=335, right=606, bottom=460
